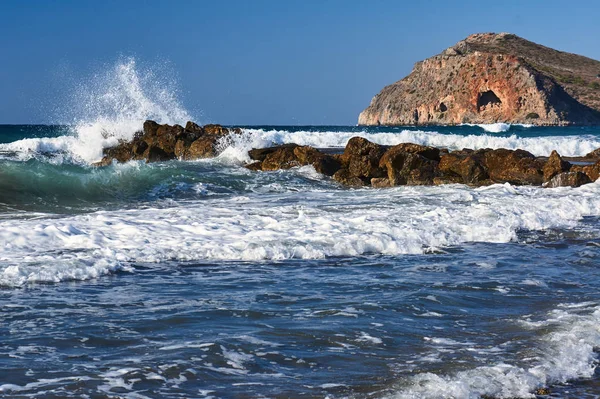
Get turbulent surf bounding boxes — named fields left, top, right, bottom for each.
left=1, top=60, right=599, bottom=399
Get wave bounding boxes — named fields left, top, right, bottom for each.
left=1, top=181, right=599, bottom=286
left=391, top=302, right=600, bottom=399
left=0, top=58, right=191, bottom=164
left=231, top=128, right=600, bottom=158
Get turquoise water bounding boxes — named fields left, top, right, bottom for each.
left=1, top=123, right=600, bottom=398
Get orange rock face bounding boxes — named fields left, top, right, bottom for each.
left=359, top=33, right=600, bottom=126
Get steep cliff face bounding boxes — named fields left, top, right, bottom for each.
left=358, top=33, right=600, bottom=126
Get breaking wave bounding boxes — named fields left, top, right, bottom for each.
left=391, top=302, right=600, bottom=399
left=0, top=58, right=191, bottom=164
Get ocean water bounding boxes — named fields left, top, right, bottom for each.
left=1, top=61, right=600, bottom=399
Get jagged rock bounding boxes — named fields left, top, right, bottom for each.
left=245, top=161, right=263, bottom=171
left=439, top=151, right=489, bottom=185
left=95, top=120, right=231, bottom=165
left=339, top=137, right=387, bottom=180
left=246, top=144, right=341, bottom=176
left=293, top=146, right=341, bottom=176
left=544, top=171, right=591, bottom=188
left=571, top=159, right=600, bottom=181
left=203, top=124, right=229, bottom=136
left=332, top=168, right=368, bottom=187
left=249, top=144, right=299, bottom=162
left=371, top=177, right=390, bottom=188
left=384, top=143, right=441, bottom=161
left=379, top=148, right=439, bottom=185
left=359, top=33, right=600, bottom=126
left=543, top=150, right=571, bottom=181
left=585, top=147, right=600, bottom=158
left=483, top=148, right=543, bottom=185
left=186, top=136, right=220, bottom=159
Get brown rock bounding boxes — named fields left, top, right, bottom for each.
left=249, top=144, right=299, bottom=162
left=293, top=146, right=341, bottom=176
left=371, top=177, right=391, bottom=188
left=543, top=150, right=571, bottom=182
left=186, top=136, right=219, bottom=159
left=203, top=124, right=229, bottom=136
left=483, top=148, right=543, bottom=185
left=245, top=161, right=263, bottom=171
left=184, top=121, right=204, bottom=134
left=333, top=168, right=368, bottom=187
left=380, top=147, right=439, bottom=185
left=580, top=159, right=600, bottom=181
left=261, top=146, right=301, bottom=171
left=339, top=137, right=387, bottom=179
left=585, top=147, right=600, bottom=158
left=545, top=171, right=592, bottom=188
left=146, top=145, right=174, bottom=163
left=385, top=143, right=441, bottom=161
left=439, top=151, right=489, bottom=185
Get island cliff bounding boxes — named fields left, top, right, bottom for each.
left=358, top=33, right=600, bottom=126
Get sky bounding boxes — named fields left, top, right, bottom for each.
left=1, top=0, right=599, bottom=125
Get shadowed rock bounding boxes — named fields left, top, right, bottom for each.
left=544, top=171, right=591, bottom=188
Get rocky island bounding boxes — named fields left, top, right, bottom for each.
left=96, top=120, right=600, bottom=189
left=358, top=33, right=600, bottom=126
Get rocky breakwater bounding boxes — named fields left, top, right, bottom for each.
left=245, top=137, right=600, bottom=189
left=94, top=120, right=239, bottom=166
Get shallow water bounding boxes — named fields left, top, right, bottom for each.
left=1, top=123, right=599, bottom=398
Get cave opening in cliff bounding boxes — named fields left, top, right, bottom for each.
left=477, top=90, right=502, bottom=111
left=439, top=102, right=447, bottom=112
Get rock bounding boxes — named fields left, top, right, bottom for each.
left=333, top=168, right=368, bottom=187
left=379, top=147, right=439, bottom=185
left=359, top=33, right=600, bottom=126
left=439, top=151, right=489, bottom=185
left=245, top=161, right=263, bottom=171
left=585, top=147, right=600, bottom=158
left=534, top=387, right=551, bottom=395
left=371, top=177, right=390, bottom=188
left=483, top=148, right=543, bottom=185
left=385, top=143, right=441, bottom=161
left=543, top=150, right=571, bottom=182
left=543, top=150, right=571, bottom=181
left=261, top=146, right=302, bottom=171
left=248, top=144, right=299, bottom=162
left=184, top=121, right=204, bottom=134
left=203, top=124, right=229, bottom=136
left=577, top=159, right=600, bottom=181
left=186, top=136, right=220, bottom=159
left=293, top=146, right=341, bottom=176
left=146, top=145, right=173, bottom=163
left=545, top=171, right=591, bottom=188
left=339, top=137, right=387, bottom=180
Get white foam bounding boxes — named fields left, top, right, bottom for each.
left=2, top=181, right=600, bottom=286
left=236, top=128, right=600, bottom=157
left=391, top=302, right=600, bottom=399
left=463, top=123, right=512, bottom=133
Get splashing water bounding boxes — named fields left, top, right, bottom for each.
left=1, top=58, right=192, bottom=164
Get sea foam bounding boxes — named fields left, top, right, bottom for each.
left=391, top=302, right=600, bottom=399
left=1, top=180, right=599, bottom=286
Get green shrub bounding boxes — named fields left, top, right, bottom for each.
left=526, top=112, right=540, bottom=119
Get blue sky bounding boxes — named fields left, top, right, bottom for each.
left=1, top=0, right=599, bottom=125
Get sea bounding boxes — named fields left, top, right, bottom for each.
left=1, top=60, right=599, bottom=399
